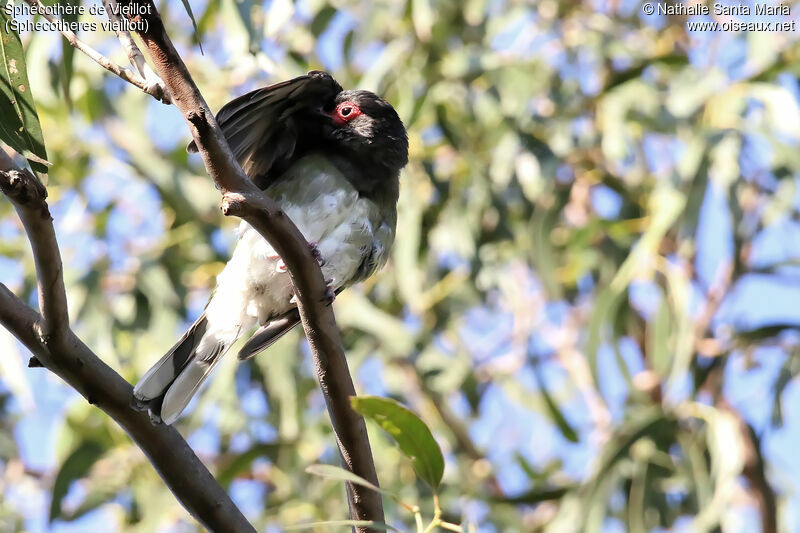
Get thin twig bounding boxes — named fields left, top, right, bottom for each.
left=117, top=1, right=386, bottom=529
left=694, top=261, right=734, bottom=357
left=719, top=401, right=777, bottom=533
left=739, top=417, right=778, bottom=533
left=0, top=155, right=255, bottom=532
left=100, top=0, right=171, bottom=103
left=20, top=0, right=170, bottom=103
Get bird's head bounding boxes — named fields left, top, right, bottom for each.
left=324, top=90, right=409, bottom=174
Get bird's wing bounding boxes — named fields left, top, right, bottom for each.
left=188, top=71, right=342, bottom=189
left=237, top=309, right=300, bottom=360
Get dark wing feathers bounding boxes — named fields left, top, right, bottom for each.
left=237, top=309, right=301, bottom=360
left=188, top=71, right=342, bottom=189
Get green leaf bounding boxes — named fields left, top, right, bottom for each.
left=197, top=0, right=221, bottom=37
left=284, top=520, right=400, bottom=532
left=602, top=54, right=688, bottom=94
left=529, top=206, right=562, bottom=299
left=0, top=13, right=49, bottom=173
left=231, top=0, right=260, bottom=54
left=310, top=5, right=337, bottom=36
left=586, top=287, right=625, bottom=383
left=491, top=486, right=572, bottom=504
left=180, top=0, right=204, bottom=53
left=59, top=0, right=79, bottom=103
left=588, top=409, right=675, bottom=495
left=533, top=362, right=579, bottom=443
left=49, top=441, right=105, bottom=522
left=647, top=293, right=673, bottom=377
left=350, top=396, right=444, bottom=490
left=218, top=443, right=283, bottom=487
left=305, top=464, right=398, bottom=499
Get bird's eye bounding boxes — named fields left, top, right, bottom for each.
left=334, top=101, right=362, bottom=123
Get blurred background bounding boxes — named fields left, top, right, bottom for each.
left=2, top=0, right=800, bottom=531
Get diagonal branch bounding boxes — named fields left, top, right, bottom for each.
left=117, top=0, right=385, bottom=528
left=0, top=157, right=255, bottom=533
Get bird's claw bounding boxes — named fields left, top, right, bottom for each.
left=308, top=242, right=325, bottom=267
left=288, top=278, right=335, bottom=306
left=321, top=279, right=335, bottom=306
left=320, top=287, right=335, bottom=306
left=275, top=258, right=287, bottom=273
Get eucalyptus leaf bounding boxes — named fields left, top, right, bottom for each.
left=350, top=396, right=444, bottom=490
left=49, top=441, right=105, bottom=522
left=0, top=13, right=49, bottom=173
left=58, top=0, right=79, bottom=102
left=180, top=0, right=204, bottom=53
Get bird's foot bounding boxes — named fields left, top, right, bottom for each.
left=320, top=283, right=336, bottom=306
left=275, top=258, right=287, bottom=273
left=308, top=241, right=325, bottom=267
left=288, top=278, right=335, bottom=306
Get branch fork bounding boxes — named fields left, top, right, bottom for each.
left=0, top=168, right=48, bottom=208
left=20, top=0, right=171, bottom=103
left=0, top=160, right=254, bottom=531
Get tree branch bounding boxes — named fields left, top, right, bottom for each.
left=21, top=0, right=170, bottom=103
left=101, top=0, right=172, bottom=103
left=0, top=158, right=255, bottom=532
left=0, top=168, right=68, bottom=338
left=118, top=0, right=385, bottom=529
left=0, top=283, right=42, bottom=350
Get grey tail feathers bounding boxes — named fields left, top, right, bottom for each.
left=133, top=313, right=228, bottom=425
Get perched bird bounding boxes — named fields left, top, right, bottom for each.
left=133, top=71, right=408, bottom=424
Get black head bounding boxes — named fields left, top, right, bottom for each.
left=323, top=90, right=409, bottom=175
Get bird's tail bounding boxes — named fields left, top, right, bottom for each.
left=133, top=313, right=232, bottom=424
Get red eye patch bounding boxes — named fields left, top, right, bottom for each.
left=330, top=101, right=362, bottom=124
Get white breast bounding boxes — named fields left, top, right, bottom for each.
left=203, top=154, right=390, bottom=340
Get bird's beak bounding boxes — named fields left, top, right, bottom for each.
left=327, top=111, right=347, bottom=126
left=316, top=107, right=341, bottom=125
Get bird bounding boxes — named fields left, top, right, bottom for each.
left=133, top=71, right=408, bottom=425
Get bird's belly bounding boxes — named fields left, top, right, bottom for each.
left=242, top=257, right=293, bottom=324
left=209, top=161, right=391, bottom=333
